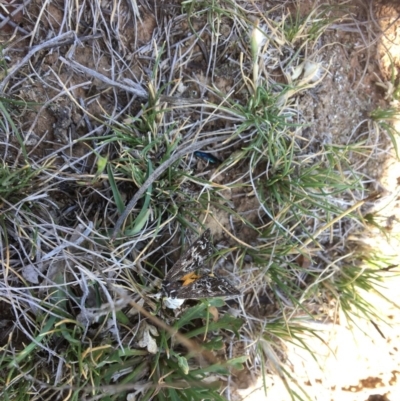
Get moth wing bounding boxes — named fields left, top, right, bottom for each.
left=164, top=229, right=212, bottom=281
left=174, top=275, right=240, bottom=299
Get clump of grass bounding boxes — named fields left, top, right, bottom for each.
left=0, top=1, right=396, bottom=401
left=0, top=162, right=37, bottom=200
left=370, top=107, right=400, bottom=158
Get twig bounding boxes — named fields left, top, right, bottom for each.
left=0, top=13, right=29, bottom=35
left=0, top=31, right=77, bottom=91
left=0, top=0, right=32, bottom=30
left=111, top=135, right=230, bottom=240
left=59, top=56, right=148, bottom=99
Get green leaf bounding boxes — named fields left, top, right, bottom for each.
left=172, top=303, right=208, bottom=332
left=107, top=163, right=125, bottom=213
left=185, top=314, right=243, bottom=338
left=177, top=354, right=189, bottom=375
left=202, top=336, right=224, bottom=351
left=94, top=154, right=108, bottom=179
left=226, top=356, right=248, bottom=370
left=125, top=160, right=154, bottom=236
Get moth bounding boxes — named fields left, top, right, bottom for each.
left=161, top=229, right=240, bottom=308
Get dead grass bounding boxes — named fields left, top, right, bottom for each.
left=0, top=0, right=399, bottom=400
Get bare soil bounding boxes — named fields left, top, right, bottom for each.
left=1, top=0, right=400, bottom=400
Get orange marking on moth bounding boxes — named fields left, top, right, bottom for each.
left=180, top=272, right=200, bottom=286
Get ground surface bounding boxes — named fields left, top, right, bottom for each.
left=1, top=0, right=400, bottom=400
left=240, top=2, right=400, bottom=399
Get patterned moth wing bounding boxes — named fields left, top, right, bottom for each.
left=163, top=229, right=212, bottom=282
left=170, top=275, right=240, bottom=299
left=161, top=229, right=240, bottom=303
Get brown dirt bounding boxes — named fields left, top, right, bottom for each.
left=1, top=0, right=400, bottom=400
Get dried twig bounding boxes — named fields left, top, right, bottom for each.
left=0, top=0, right=32, bottom=30
left=0, top=32, right=100, bottom=91
left=59, top=57, right=148, bottom=99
